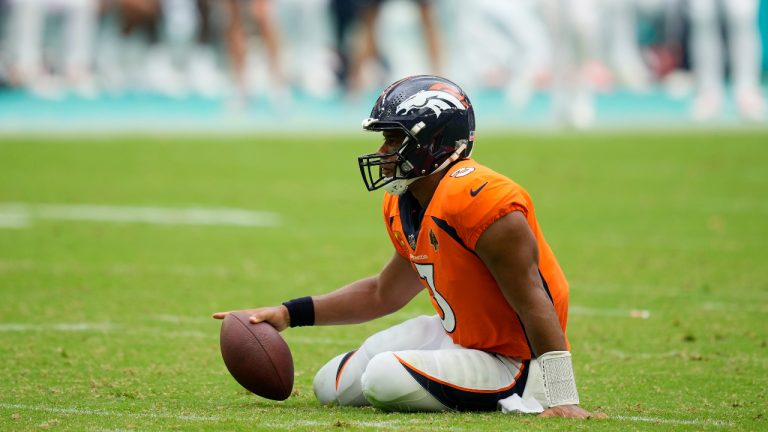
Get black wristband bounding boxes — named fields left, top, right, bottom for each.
left=282, top=296, right=315, bottom=327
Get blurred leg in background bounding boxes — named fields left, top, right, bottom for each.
left=113, top=0, right=165, bottom=93
left=279, top=0, right=336, bottom=99
left=224, top=0, right=286, bottom=108
left=544, top=0, right=607, bottom=129
left=725, top=0, right=765, bottom=121
left=328, top=0, right=360, bottom=89
left=604, top=0, right=653, bottom=92
left=346, top=0, right=441, bottom=96
left=688, top=0, right=765, bottom=121
left=5, top=0, right=98, bottom=98
left=157, top=0, right=226, bottom=99
left=186, top=0, right=226, bottom=99
left=0, top=0, right=7, bottom=88
left=472, top=0, right=550, bottom=110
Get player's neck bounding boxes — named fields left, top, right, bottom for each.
left=408, top=170, right=447, bottom=207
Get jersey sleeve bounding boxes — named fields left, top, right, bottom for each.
left=447, top=176, right=531, bottom=251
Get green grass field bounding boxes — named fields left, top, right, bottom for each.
left=1, top=131, right=766, bottom=431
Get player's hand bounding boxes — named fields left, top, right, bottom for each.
left=211, top=306, right=291, bottom=331
left=539, top=405, right=607, bottom=419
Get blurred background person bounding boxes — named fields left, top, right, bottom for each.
left=328, top=0, right=359, bottom=90
left=224, top=0, right=286, bottom=108
left=344, top=0, right=442, bottom=96
left=542, top=0, right=610, bottom=129
left=603, top=0, right=655, bottom=92
left=96, top=0, right=225, bottom=98
left=462, top=0, right=551, bottom=110
left=0, top=0, right=9, bottom=89
left=688, top=0, right=766, bottom=121
left=4, top=0, right=98, bottom=98
left=277, top=0, right=336, bottom=99
left=95, top=0, right=163, bottom=94
left=157, top=0, right=226, bottom=99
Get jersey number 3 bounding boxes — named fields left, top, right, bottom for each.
left=414, top=263, right=456, bottom=333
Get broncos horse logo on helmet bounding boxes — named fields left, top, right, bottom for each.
left=396, top=89, right=467, bottom=118
left=358, top=75, right=475, bottom=195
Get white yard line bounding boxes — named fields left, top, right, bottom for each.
left=614, top=415, right=732, bottom=427
left=0, top=323, right=118, bottom=332
left=569, top=305, right=651, bottom=319
left=0, top=321, right=358, bottom=346
left=0, top=203, right=280, bottom=227
left=0, top=211, right=30, bottom=228
left=0, top=403, right=220, bottom=422
left=0, top=403, right=733, bottom=428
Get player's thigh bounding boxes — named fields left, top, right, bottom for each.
left=361, top=348, right=527, bottom=412
left=313, top=315, right=451, bottom=406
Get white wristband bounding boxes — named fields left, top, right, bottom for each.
left=539, top=351, right=580, bottom=407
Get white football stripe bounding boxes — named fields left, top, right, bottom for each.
left=0, top=322, right=118, bottom=332
left=0, top=321, right=359, bottom=346
left=0, top=403, right=221, bottom=422
left=570, top=305, right=651, bottom=319
left=0, top=211, right=30, bottom=228
left=614, top=415, right=732, bottom=427
left=0, top=403, right=733, bottom=428
left=0, top=203, right=280, bottom=227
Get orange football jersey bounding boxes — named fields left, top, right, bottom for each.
left=383, top=158, right=569, bottom=359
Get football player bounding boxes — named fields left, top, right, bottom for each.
left=214, top=75, right=600, bottom=418
left=687, top=0, right=765, bottom=121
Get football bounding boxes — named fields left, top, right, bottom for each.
left=219, top=312, right=294, bottom=400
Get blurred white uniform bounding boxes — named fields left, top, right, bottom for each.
left=541, top=0, right=606, bottom=129
left=475, top=0, right=551, bottom=110
left=688, top=0, right=765, bottom=121
left=313, top=315, right=540, bottom=412
left=5, top=0, right=97, bottom=96
left=603, top=0, right=655, bottom=91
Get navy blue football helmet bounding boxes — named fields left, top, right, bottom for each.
left=358, top=75, right=475, bottom=195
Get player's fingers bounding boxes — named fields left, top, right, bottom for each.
left=539, top=406, right=592, bottom=419
left=250, top=309, right=289, bottom=331
left=249, top=312, right=266, bottom=324
left=212, top=311, right=230, bottom=319
left=249, top=309, right=276, bottom=325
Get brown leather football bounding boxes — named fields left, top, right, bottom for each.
left=219, top=312, right=294, bottom=400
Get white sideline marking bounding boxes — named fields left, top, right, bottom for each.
left=0, top=321, right=358, bottom=346
left=570, top=305, right=651, bottom=319
left=0, top=323, right=118, bottom=332
left=614, top=415, right=732, bottom=427
left=0, top=403, right=466, bottom=430
left=0, top=203, right=280, bottom=227
left=0, top=211, right=30, bottom=228
left=0, top=403, right=220, bottom=422
left=0, top=403, right=733, bottom=428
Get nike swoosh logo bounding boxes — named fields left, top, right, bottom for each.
left=470, top=182, right=488, bottom=197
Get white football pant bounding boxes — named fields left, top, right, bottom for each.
left=313, top=315, right=531, bottom=412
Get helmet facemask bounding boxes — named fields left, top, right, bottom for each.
left=358, top=122, right=421, bottom=195
left=358, top=120, right=469, bottom=196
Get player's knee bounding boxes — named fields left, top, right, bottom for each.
left=313, top=353, right=344, bottom=406
left=313, top=351, right=368, bottom=407
left=361, top=352, right=446, bottom=412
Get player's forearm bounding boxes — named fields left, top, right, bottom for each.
left=517, top=302, right=569, bottom=356
left=311, top=276, right=400, bottom=325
